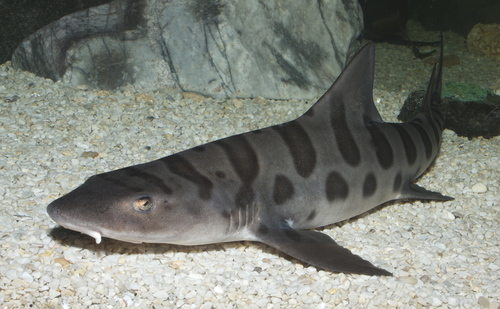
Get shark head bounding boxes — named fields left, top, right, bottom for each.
left=47, top=157, right=242, bottom=245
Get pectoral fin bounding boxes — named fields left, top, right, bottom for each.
left=256, top=224, right=392, bottom=276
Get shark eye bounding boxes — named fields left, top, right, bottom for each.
left=132, top=196, right=155, bottom=212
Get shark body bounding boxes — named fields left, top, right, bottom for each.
left=47, top=41, right=451, bottom=276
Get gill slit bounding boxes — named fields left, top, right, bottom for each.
left=226, top=201, right=260, bottom=235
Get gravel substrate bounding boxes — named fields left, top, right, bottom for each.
left=1, top=30, right=499, bottom=308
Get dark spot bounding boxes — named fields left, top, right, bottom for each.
left=215, top=135, right=259, bottom=184
left=98, top=173, right=143, bottom=193
left=393, top=172, right=402, bottom=192
left=273, top=175, right=295, bottom=205
left=163, top=154, right=213, bottom=200
left=389, top=123, right=417, bottom=165
left=216, top=135, right=259, bottom=210
left=409, top=120, right=433, bottom=160
left=325, top=171, right=349, bottom=202
left=272, top=121, right=316, bottom=178
left=431, top=107, right=444, bottom=131
left=235, top=186, right=255, bottom=209
left=425, top=113, right=441, bottom=146
left=362, top=173, right=377, bottom=197
left=123, top=167, right=173, bottom=195
left=252, top=129, right=262, bottom=134
left=367, top=122, right=394, bottom=169
left=193, top=146, right=205, bottom=152
left=331, top=102, right=361, bottom=167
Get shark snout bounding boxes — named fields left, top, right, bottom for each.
left=46, top=198, right=64, bottom=223
left=47, top=196, right=104, bottom=244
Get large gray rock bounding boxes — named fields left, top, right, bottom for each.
left=12, top=0, right=363, bottom=99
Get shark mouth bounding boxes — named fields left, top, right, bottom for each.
left=57, top=222, right=147, bottom=244
left=59, top=222, right=102, bottom=244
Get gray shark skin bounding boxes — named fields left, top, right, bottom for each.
left=47, top=40, right=452, bottom=276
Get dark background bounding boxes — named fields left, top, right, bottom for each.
left=1, top=0, right=500, bottom=64
left=0, top=0, right=110, bottom=64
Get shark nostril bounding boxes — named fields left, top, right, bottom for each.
left=132, top=196, right=155, bottom=212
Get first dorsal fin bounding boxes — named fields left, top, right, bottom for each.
left=306, top=43, right=383, bottom=123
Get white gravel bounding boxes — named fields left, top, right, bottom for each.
left=1, top=30, right=499, bottom=308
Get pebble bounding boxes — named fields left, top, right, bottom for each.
left=5, top=269, right=18, bottom=280
left=232, top=98, right=243, bottom=108
left=432, top=297, right=443, bottom=306
left=444, top=210, right=456, bottom=220
left=478, top=296, right=490, bottom=308
left=471, top=183, right=488, bottom=193
left=448, top=296, right=459, bottom=306
left=182, top=91, right=208, bottom=103
left=399, top=276, right=418, bottom=285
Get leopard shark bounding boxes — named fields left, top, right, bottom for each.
left=47, top=39, right=451, bottom=276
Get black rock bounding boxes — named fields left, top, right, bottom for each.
left=399, top=91, right=500, bottom=139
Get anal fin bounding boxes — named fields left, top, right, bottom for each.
left=256, top=225, right=392, bottom=276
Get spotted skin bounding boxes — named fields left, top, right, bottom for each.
left=47, top=39, right=452, bottom=276
left=273, top=175, right=295, bottom=205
